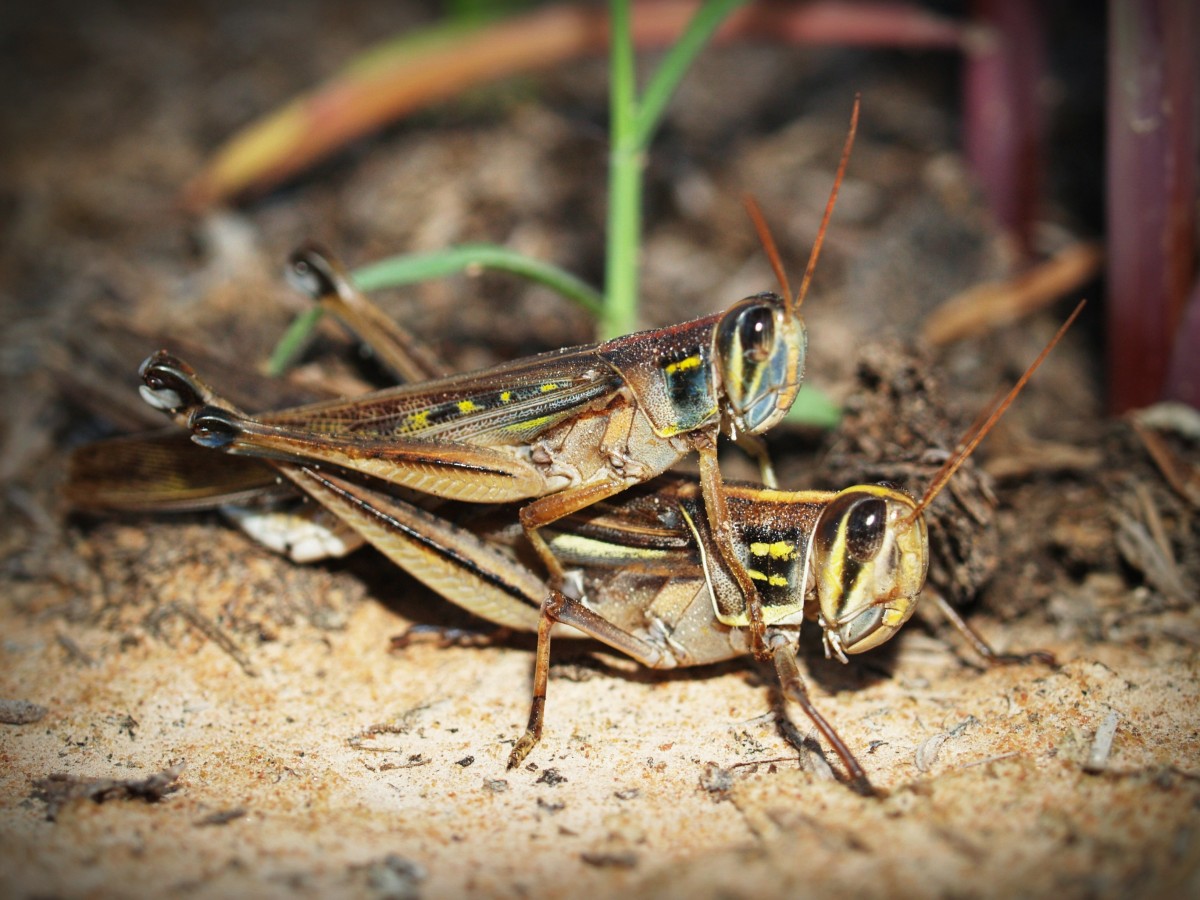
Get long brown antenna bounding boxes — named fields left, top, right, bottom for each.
left=791, top=93, right=860, bottom=316
left=905, top=299, right=1087, bottom=524
left=743, top=195, right=792, bottom=303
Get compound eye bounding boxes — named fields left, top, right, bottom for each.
left=718, top=298, right=778, bottom=368
left=736, top=304, right=775, bottom=364
left=845, top=496, right=886, bottom=563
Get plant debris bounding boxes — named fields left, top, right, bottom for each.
left=1084, top=709, right=1122, bottom=774
left=194, top=807, right=248, bottom=827
left=819, top=340, right=1001, bottom=607
left=33, top=762, right=186, bottom=822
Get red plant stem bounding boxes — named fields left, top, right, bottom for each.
left=1165, top=276, right=1200, bottom=407
left=731, top=1, right=964, bottom=47
left=962, top=0, right=1046, bottom=257
left=1107, top=0, right=1199, bottom=413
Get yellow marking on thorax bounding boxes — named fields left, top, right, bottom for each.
left=749, top=540, right=795, bottom=560
left=663, top=354, right=701, bottom=375
left=725, top=486, right=837, bottom=504
left=747, top=568, right=790, bottom=588
left=658, top=402, right=718, bottom=437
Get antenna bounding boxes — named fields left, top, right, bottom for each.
left=904, top=299, right=1086, bottom=525
left=742, top=93, right=860, bottom=318
left=792, top=93, right=860, bottom=315
left=743, top=195, right=791, bottom=303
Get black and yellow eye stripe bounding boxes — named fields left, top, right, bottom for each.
left=815, top=484, right=908, bottom=625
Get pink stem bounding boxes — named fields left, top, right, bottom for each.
left=962, top=0, right=1046, bottom=257
left=1106, top=0, right=1198, bottom=412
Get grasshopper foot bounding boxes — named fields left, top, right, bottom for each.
left=287, top=243, right=346, bottom=299
left=988, top=648, right=1058, bottom=668
left=507, top=732, right=539, bottom=770
left=508, top=693, right=546, bottom=770
left=189, top=406, right=245, bottom=449
left=139, top=352, right=214, bottom=424
left=848, top=773, right=882, bottom=799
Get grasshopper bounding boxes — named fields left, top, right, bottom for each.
left=70, top=230, right=1080, bottom=791
left=134, top=102, right=861, bottom=660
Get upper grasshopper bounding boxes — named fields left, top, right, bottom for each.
left=137, top=101, right=861, bottom=659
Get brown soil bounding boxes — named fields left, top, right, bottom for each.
left=2, top=4, right=1197, bottom=899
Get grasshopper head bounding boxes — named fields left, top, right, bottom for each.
left=715, top=292, right=806, bottom=437
left=812, top=485, right=929, bottom=661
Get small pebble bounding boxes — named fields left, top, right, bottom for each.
left=0, top=699, right=47, bottom=725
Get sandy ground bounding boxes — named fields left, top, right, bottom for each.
left=3, top=539, right=1198, bottom=897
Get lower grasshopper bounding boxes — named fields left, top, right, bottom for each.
left=135, top=102, right=861, bottom=660
left=256, top=295, right=1077, bottom=792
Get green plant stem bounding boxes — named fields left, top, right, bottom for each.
left=266, top=243, right=605, bottom=376
left=635, top=0, right=744, bottom=145
left=601, top=0, right=746, bottom=339
left=353, top=244, right=604, bottom=313
left=268, top=307, right=328, bottom=377
left=601, top=0, right=641, bottom=340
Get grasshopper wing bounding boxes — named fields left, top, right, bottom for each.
left=262, top=344, right=624, bottom=445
